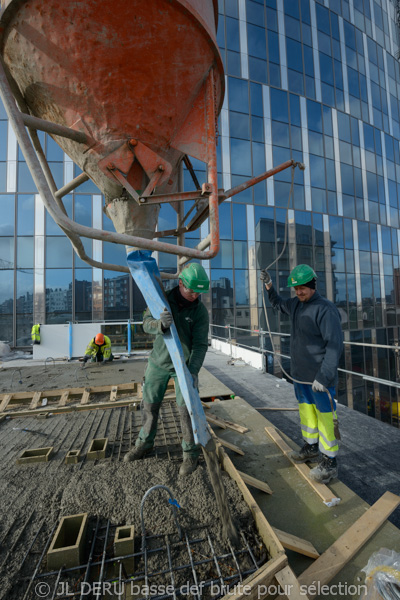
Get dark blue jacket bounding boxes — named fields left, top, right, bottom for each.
left=267, top=287, right=343, bottom=388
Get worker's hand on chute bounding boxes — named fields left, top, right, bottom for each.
left=160, top=308, right=173, bottom=331
left=192, top=373, right=199, bottom=389
left=312, top=379, right=326, bottom=393
left=260, top=269, right=272, bottom=286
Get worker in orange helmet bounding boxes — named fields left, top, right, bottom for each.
left=83, top=333, right=113, bottom=365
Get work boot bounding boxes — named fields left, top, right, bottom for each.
left=123, top=444, right=150, bottom=462
left=309, top=455, right=338, bottom=484
left=290, top=443, right=319, bottom=463
left=179, top=456, right=199, bottom=476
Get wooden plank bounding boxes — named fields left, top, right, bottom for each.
left=110, top=386, right=118, bottom=402
left=201, top=401, right=211, bottom=409
left=58, top=391, right=69, bottom=407
left=4, top=397, right=143, bottom=418
left=265, top=427, right=339, bottom=505
left=80, top=389, right=91, bottom=405
left=205, top=414, right=227, bottom=429
left=222, top=419, right=249, bottom=434
left=8, top=381, right=137, bottom=401
left=298, top=491, right=400, bottom=599
left=30, top=391, right=42, bottom=410
left=0, top=394, right=13, bottom=412
left=238, top=471, right=273, bottom=495
left=221, top=554, right=288, bottom=600
left=275, top=565, right=310, bottom=600
left=272, top=528, right=319, bottom=559
left=255, top=407, right=298, bottom=411
left=213, top=436, right=284, bottom=559
left=206, top=413, right=249, bottom=433
left=216, top=437, right=244, bottom=456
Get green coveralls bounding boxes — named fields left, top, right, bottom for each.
left=84, top=336, right=113, bottom=362
left=137, top=286, right=209, bottom=457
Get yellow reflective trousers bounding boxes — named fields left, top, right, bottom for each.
left=293, top=382, right=339, bottom=458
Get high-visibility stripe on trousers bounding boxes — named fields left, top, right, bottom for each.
left=293, top=382, right=339, bottom=458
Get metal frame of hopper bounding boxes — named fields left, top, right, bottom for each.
left=0, top=59, right=300, bottom=278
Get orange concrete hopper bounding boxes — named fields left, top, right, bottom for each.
left=0, top=0, right=298, bottom=269
left=0, top=0, right=224, bottom=254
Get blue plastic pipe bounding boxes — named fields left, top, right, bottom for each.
left=126, top=250, right=211, bottom=448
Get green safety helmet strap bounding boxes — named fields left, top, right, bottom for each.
left=287, top=264, right=317, bottom=287
left=179, top=263, right=210, bottom=293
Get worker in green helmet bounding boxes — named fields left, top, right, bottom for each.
left=261, top=264, right=343, bottom=484
left=124, top=263, right=210, bottom=476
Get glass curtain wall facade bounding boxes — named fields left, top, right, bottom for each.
left=1, top=0, right=400, bottom=426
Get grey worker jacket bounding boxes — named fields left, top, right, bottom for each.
left=267, top=287, right=343, bottom=388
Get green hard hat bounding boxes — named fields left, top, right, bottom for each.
left=287, top=264, right=317, bottom=287
left=179, top=263, right=210, bottom=293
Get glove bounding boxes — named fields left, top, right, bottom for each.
left=99, top=359, right=107, bottom=366
left=160, top=308, right=173, bottom=331
left=83, top=355, right=90, bottom=363
left=312, top=379, right=326, bottom=393
left=260, top=269, right=272, bottom=285
left=192, top=373, right=199, bottom=389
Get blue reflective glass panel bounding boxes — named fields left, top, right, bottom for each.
left=235, top=270, right=249, bottom=305
left=74, top=195, right=92, bottom=227
left=0, top=122, right=6, bottom=161
left=226, top=17, right=240, bottom=52
left=219, top=203, right=232, bottom=239
left=230, top=112, right=250, bottom=139
left=303, top=46, right=314, bottom=78
left=286, top=39, right=303, bottom=72
left=46, top=269, right=73, bottom=323
left=0, top=238, right=14, bottom=269
left=310, top=155, right=325, bottom=188
left=46, top=237, right=72, bottom=268
left=267, top=31, right=280, bottom=64
left=330, top=216, right=344, bottom=248
left=0, top=195, right=15, bottom=236
left=16, top=270, right=33, bottom=318
left=75, top=269, right=92, bottom=319
left=234, top=241, right=248, bottom=268
left=17, top=237, right=34, bottom=269
left=270, top=89, right=288, bottom=123
left=250, top=82, right=263, bottom=117
left=248, top=24, right=267, bottom=59
left=307, top=100, right=323, bottom=132
left=17, top=195, right=34, bottom=235
left=233, top=204, right=247, bottom=240
left=0, top=270, right=14, bottom=312
left=228, top=78, right=249, bottom=113
left=319, top=54, right=334, bottom=86
left=231, top=139, right=252, bottom=176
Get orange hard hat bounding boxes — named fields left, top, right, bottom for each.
left=95, top=333, right=105, bottom=345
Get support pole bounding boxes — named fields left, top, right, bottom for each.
left=127, top=320, right=132, bottom=356
left=68, top=323, right=73, bottom=361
